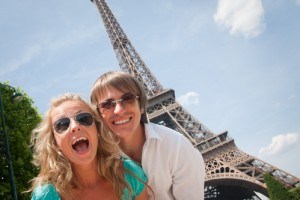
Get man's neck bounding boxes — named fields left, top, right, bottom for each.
left=120, top=123, right=146, bottom=163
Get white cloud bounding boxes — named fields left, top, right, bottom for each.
left=214, top=0, right=265, bottom=38
left=178, top=91, right=200, bottom=106
left=47, top=25, right=99, bottom=53
left=288, top=94, right=295, bottom=100
left=259, top=133, right=300, bottom=156
left=186, top=12, right=207, bottom=38
left=0, top=25, right=99, bottom=77
left=0, top=44, right=42, bottom=76
left=162, top=1, right=174, bottom=11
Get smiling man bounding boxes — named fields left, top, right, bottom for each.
left=90, top=71, right=205, bottom=200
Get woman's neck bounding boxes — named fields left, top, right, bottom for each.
left=72, top=159, right=101, bottom=188
left=71, top=162, right=117, bottom=200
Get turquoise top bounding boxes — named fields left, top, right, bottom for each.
left=31, top=158, right=147, bottom=200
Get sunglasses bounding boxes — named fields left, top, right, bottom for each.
left=53, top=112, right=94, bottom=134
left=97, top=93, right=139, bottom=112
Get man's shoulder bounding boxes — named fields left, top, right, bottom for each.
left=147, top=122, right=180, bottom=135
left=146, top=123, right=190, bottom=144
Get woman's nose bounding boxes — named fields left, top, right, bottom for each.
left=70, top=118, right=81, bottom=133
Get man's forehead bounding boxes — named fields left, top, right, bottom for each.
left=98, top=87, right=127, bottom=100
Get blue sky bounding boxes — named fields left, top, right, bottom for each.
left=1, top=0, right=299, bottom=181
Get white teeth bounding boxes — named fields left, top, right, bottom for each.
left=113, top=118, right=130, bottom=125
left=72, top=137, right=88, bottom=145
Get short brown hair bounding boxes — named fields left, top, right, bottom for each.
left=90, top=71, right=148, bottom=123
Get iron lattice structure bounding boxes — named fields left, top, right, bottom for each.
left=91, top=0, right=300, bottom=198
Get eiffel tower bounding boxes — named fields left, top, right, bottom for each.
left=90, top=0, right=300, bottom=199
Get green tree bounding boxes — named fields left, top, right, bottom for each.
left=0, top=83, right=42, bottom=200
left=264, top=173, right=294, bottom=200
left=289, top=186, right=300, bottom=200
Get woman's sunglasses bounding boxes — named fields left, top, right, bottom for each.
left=97, top=93, right=139, bottom=112
left=53, top=112, right=94, bottom=134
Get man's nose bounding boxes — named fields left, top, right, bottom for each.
left=113, top=101, right=126, bottom=114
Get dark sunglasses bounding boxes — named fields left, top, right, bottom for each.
left=97, top=93, right=139, bottom=112
left=53, top=112, right=94, bottom=134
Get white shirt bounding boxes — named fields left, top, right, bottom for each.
left=120, top=123, right=205, bottom=200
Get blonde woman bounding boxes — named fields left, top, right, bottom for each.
left=29, top=93, right=148, bottom=200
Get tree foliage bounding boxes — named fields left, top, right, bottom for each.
left=289, top=186, right=300, bottom=200
left=0, top=83, right=42, bottom=200
left=263, top=173, right=299, bottom=200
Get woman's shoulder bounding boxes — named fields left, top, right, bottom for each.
left=122, top=158, right=147, bottom=199
left=31, top=183, right=60, bottom=200
left=122, top=158, right=146, bottom=180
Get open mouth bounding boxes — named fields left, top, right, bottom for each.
left=72, top=137, right=89, bottom=154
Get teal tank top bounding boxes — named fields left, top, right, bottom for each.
left=31, top=158, right=147, bottom=200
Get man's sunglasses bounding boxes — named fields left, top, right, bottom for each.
left=53, top=112, right=94, bottom=134
left=97, top=93, right=139, bottom=112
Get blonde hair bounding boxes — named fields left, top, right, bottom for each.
left=90, top=71, right=148, bottom=123
left=29, top=93, right=130, bottom=199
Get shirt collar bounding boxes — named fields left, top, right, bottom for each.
left=144, top=123, right=161, bottom=140
left=119, top=123, right=161, bottom=159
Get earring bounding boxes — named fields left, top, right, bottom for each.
left=57, top=149, right=63, bottom=155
